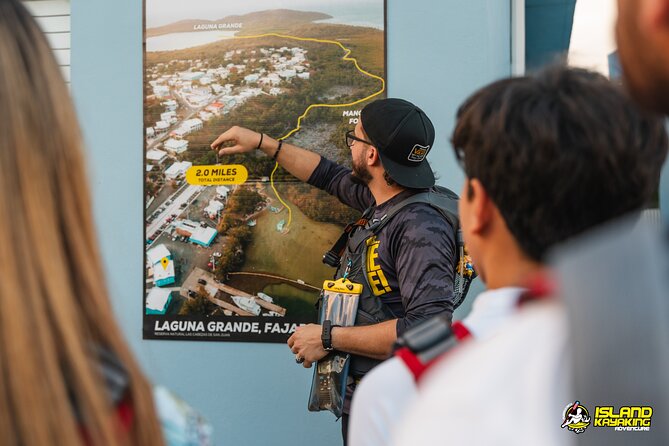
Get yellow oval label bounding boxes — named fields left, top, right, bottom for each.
left=185, top=164, right=248, bottom=185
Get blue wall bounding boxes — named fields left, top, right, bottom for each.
left=71, top=1, right=510, bottom=444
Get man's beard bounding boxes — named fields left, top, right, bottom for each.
left=351, top=158, right=372, bottom=185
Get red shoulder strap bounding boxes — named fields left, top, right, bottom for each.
left=396, top=321, right=472, bottom=382
left=451, top=321, right=472, bottom=340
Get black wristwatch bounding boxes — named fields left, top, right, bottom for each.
left=321, top=320, right=339, bottom=351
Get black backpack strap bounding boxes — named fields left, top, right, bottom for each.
left=322, top=205, right=376, bottom=267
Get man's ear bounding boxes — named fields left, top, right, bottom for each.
left=468, top=178, right=493, bottom=235
left=367, top=145, right=380, bottom=166
left=640, top=0, right=669, bottom=30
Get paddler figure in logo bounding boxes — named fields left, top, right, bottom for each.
left=561, top=401, right=591, bottom=434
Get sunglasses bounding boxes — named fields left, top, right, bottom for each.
left=345, top=130, right=373, bottom=148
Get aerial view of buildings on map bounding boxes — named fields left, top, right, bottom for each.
left=143, top=0, right=385, bottom=340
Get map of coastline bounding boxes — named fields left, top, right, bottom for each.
left=143, top=6, right=386, bottom=340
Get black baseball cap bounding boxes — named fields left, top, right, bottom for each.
left=361, top=98, right=436, bottom=188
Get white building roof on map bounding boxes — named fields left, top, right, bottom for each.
left=147, top=243, right=171, bottom=265
left=180, top=71, right=205, bottom=81
left=149, top=253, right=175, bottom=287
left=175, top=219, right=198, bottom=234
left=278, top=69, right=296, bottom=79
left=183, top=94, right=210, bottom=108
left=153, top=85, right=169, bottom=97
left=146, top=148, right=167, bottom=162
left=146, top=288, right=172, bottom=312
left=164, top=161, right=192, bottom=178
left=216, top=186, right=229, bottom=198
left=204, top=200, right=224, bottom=216
left=190, top=226, right=217, bottom=247
left=171, top=118, right=203, bottom=137
left=183, top=118, right=203, bottom=129
left=164, top=138, right=188, bottom=154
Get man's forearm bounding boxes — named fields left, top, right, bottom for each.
left=258, top=134, right=321, bottom=182
left=331, top=319, right=398, bottom=360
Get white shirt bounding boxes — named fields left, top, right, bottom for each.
left=391, top=301, right=572, bottom=446
left=348, top=287, right=526, bottom=446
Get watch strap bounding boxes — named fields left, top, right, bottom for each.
left=321, top=320, right=339, bottom=351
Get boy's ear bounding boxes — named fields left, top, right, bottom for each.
left=468, top=178, right=493, bottom=235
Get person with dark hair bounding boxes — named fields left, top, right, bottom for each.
left=390, top=65, right=668, bottom=445
left=452, top=69, right=666, bottom=265
left=211, top=99, right=456, bottom=441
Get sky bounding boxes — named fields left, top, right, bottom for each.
left=146, top=0, right=376, bottom=28
left=568, top=0, right=617, bottom=75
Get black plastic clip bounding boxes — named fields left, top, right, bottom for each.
left=322, top=251, right=341, bottom=267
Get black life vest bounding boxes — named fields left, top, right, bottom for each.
left=322, top=186, right=472, bottom=377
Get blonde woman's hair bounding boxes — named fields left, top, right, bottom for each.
left=0, top=1, right=164, bottom=444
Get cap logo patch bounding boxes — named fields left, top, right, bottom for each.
left=408, top=144, right=430, bottom=162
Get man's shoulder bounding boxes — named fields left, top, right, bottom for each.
left=387, top=201, right=456, bottom=238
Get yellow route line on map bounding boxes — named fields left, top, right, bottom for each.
left=233, top=33, right=386, bottom=231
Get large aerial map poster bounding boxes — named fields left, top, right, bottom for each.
left=143, top=0, right=386, bottom=341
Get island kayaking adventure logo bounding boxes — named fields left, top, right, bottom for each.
left=561, top=401, right=653, bottom=434
left=593, top=406, right=653, bottom=431
left=561, top=401, right=591, bottom=434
